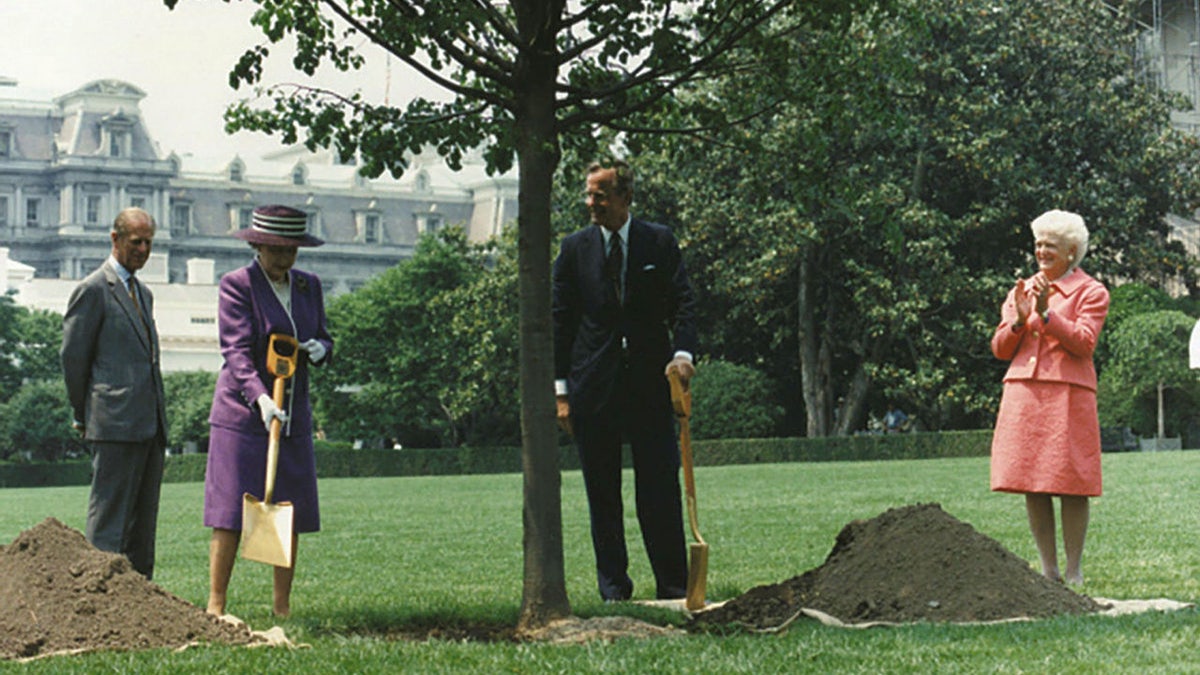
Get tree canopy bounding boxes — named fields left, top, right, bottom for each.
left=631, top=0, right=1200, bottom=437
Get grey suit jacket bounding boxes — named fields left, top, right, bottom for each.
left=61, top=261, right=167, bottom=443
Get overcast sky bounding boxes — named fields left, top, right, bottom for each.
left=1, top=0, right=438, bottom=159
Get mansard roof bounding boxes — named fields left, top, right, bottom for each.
left=54, top=79, right=147, bottom=107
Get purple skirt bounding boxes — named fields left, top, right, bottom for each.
left=203, top=425, right=321, bottom=533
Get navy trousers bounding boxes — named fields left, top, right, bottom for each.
left=573, top=376, right=687, bottom=601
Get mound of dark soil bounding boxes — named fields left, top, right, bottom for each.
left=692, top=503, right=1104, bottom=629
left=0, top=518, right=256, bottom=660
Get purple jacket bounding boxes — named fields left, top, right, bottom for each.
left=208, top=261, right=333, bottom=437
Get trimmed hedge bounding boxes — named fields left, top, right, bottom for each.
left=0, top=430, right=993, bottom=488
left=0, top=461, right=93, bottom=488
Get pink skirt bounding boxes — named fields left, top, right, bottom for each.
left=990, top=380, right=1102, bottom=497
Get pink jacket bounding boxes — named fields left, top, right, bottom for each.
left=991, top=269, right=1109, bottom=390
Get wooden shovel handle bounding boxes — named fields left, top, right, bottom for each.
left=668, top=369, right=704, bottom=545
left=262, top=333, right=297, bottom=504
left=264, top=374, right=285, bottom=504
left=667, top=367, right=691, bottom=418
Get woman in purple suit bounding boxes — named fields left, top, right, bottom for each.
left=204, top=205, right=332, bottom=617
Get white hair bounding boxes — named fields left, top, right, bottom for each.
left=1030, top=209, right=1089, bottom=270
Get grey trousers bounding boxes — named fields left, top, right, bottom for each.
left=86, top=439, right=165, bottom=579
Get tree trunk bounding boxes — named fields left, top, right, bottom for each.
left=1157, top=380, right=1165, bottom=440
left=797, top=251, right=829, bottom=437
left=514, top=0, right=571, bottom=632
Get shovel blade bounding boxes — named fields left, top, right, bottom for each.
left=685, top=541, right=709, bottom=611
left=241, top=493, right=294, bottom=568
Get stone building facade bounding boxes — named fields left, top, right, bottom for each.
left=0, top=78, right=518, bottom=295
left=0, top=78, right=517, bottom=372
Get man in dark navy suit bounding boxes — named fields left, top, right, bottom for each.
left=552, top=158, right=698, bottom=601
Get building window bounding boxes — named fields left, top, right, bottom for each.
left=228, top=205, right=253, bottom=231
left=0, top=196, right=8, bottom=227
left=415, top=171, right=430, bottom=192
left=292, top=166, right=306, bottom=186
left=25, top=198, right=40, bottom=227
left=0, top=130, right=11, bottom=158
left=364, top=214, right=381, bottom=243
left=129, top=196, right=147, bottom=210
left=171, top=202, right=192, bottom=236
left=304, top=210, right=322, bottom=239
left=415, top=213, right=442, bottom=234
left=85, top=195, right=103, bottom=225
left=108, top=130, right=129, bottom=158
left=230, top=163, right=243, bottom=182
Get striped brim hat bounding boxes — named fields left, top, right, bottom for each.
left=232, top=204, right=324, bottom=247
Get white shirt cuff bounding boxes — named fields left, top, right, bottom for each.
left=555, top=379, right=568, bottom=396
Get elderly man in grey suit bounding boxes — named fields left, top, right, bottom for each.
left=62, top=207, right=168, bottom=579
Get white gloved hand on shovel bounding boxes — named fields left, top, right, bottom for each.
left=300, top=338, right=327, bottom=364
left=257, top=393, right=289, bottom=431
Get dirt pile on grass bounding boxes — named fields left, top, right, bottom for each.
left=692, top=503, right=1104, bottom=629
left=0, top=518, right=256, bottom=660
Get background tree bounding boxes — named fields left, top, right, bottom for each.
left=633, top=0, right=1200, bottom=437
left=0, top=380, right=78, bottom=462
left=13, top=307, right=63, bottom=385
left=689, top=359, right=784, bottom=440
left=166, top=0, right=868, bottom=629
left=434, top=228, right=523, bottom=448
left=1099, top=310, right=1199, bottom=443
left=0, top=298, right=62, bottom=403
left=163, top=371, right=218, bottom=453
left=316, top=229, right=488, bottom=448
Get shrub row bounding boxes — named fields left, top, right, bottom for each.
left=0, top=430, right=993, bottom=488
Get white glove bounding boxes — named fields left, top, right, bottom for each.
left=257, top=393, right=288, bottom=431
left=300, top=338, right=327, bottom=363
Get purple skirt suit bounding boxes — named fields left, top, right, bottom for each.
left=203, top=261, right=333, bottom=533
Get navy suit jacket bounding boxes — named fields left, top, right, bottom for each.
left=552, top=218, right=697, bottom=417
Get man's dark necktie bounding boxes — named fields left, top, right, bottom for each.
left=605, top=232, right=623, bottom=303
left=128, top=275, right=154, bottom=357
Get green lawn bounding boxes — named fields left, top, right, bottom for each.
left=2, top=452, right=1199, bottom=673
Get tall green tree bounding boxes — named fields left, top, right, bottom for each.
left=163, top=371, right=218, bottom=453
left=634, top=0, right=1200, bottom=437
left=318, top=229, right=488, bottom=447
left=0, top=297, right=62, bottom=402
left=165, top=0, right=866, bottom=628
left=13, top=307, right=63, bottom=385
left=0, top=379, right=77, bottom=462
left=1099, top=309, right=1198, bottom=440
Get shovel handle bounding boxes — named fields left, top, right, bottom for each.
left=667, top=368, right=691, bottom=419
left=263, top=372, right=285, bottom=504
left=668, top=369, right=704, bottom=545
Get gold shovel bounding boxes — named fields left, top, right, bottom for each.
left=241, top=333, right=299, bottom=568
left=668, top=368, right=708, bottom=611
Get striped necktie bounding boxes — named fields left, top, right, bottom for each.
left=605, top=232, right=623, bottom=303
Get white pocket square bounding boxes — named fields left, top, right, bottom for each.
left=642, top=264, right=656, bottom=271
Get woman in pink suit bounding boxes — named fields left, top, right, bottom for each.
left=990, top=209, right=1109, bottom=586
left=204, top=205, right=332, bottom=617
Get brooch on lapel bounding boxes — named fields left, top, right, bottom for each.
left=295, top=275, right=309, bottom=293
